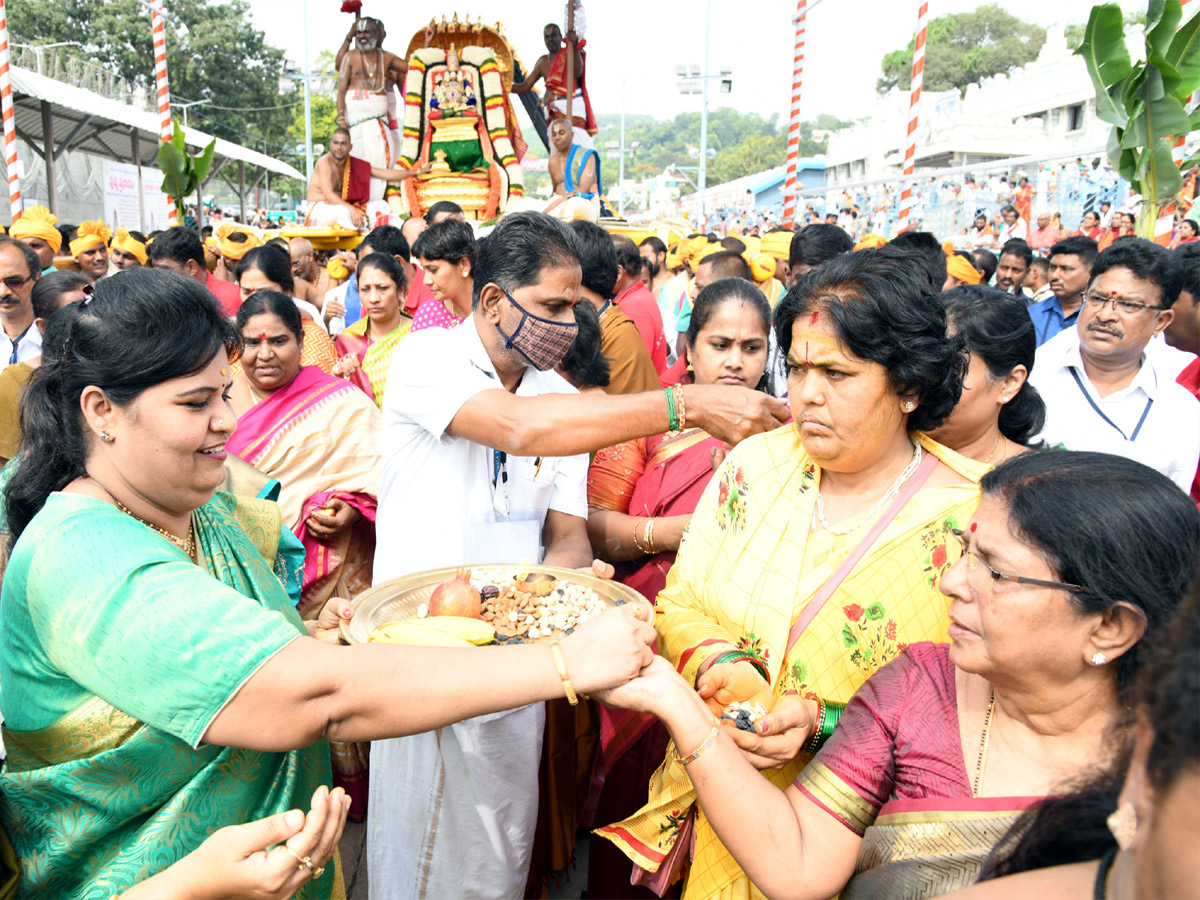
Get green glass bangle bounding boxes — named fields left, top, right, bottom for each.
left=707, top=649, right=770, bottom=684
left=807, top=699, right=845, bottom=755
left=664, top=387, right=680, bottom=431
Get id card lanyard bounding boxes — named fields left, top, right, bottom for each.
left=1069, top=367, right=1154, bottom=442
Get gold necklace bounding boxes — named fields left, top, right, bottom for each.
left=973, top=689, right=996, bottom=797
left=114, top=499, right=196, bottom=559
left=982, top=433, right=1006, bottom=466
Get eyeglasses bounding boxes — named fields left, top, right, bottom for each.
left=1081, top=292, right=1164, bottom=316
left=948, top=528, right=1092, bottom=594
left=0, top=274, right=32, bottom=291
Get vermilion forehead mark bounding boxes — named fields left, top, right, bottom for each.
left=258, top=332, right=268, bottom=340
left=809, top=311, right=821, bottom=325
left=970, top=522, right=978, bottom=533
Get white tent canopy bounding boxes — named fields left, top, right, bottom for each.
left=10, top=64, right=304, bottom=226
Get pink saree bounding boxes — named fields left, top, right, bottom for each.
left=227, top=366, right=382, bottom=619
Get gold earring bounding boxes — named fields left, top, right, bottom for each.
left=1107, top=801, right=1137, bottom=851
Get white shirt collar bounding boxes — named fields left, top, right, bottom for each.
left=1063, top=338, right=1158, bottom=400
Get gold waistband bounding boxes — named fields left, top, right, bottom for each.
left=2, top=695, right=142, bottom=771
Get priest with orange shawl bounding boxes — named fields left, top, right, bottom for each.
left=512, top=20, right=598, bottom=148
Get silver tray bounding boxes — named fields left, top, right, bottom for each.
left=341, top=565, right=651, bottom=645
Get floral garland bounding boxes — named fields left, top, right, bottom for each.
left=388, top=46, right=524, bottom=217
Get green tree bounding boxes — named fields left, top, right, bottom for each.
left=10, top=0, right=292, bottom=153
left=289, top=94, right=340, bottom=153
left=877, top=4, right=1046, bottom=95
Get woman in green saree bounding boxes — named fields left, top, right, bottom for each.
left=0, top=268, right=656, bottom=898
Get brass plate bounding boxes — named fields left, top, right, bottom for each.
left=342, top=565, right=651, bottom=645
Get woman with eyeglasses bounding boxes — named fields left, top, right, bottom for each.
left=597, top=450, right=1198, bottom=900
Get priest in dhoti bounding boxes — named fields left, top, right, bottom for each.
left=512, top=22, right=598, bottom=149
left=336, top=16, right=404, bottom=200
left=304, top=128, right=426, bottom=230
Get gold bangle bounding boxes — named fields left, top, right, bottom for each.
left=673, top=719, right=720, bottom=766
left=644, top=516, right=657, bottom=554
left=549, top=637, right=578, bottom=705
left=632, top=517, right=649, bottom=554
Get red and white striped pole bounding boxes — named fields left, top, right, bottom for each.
left=895, top=0, right=929, bottom=235
left=0, top=0, right=22, bottom=223
left=782, top=0, right=807, bottom=228
left=150, top=0, right=176, bottom=223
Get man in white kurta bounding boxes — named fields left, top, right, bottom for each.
left=1030, top=238, right=1199, bottom=494
left=368, top=215, right=591, bottom=900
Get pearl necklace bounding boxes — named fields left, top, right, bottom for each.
left=814, top=438, right=923, bottom=536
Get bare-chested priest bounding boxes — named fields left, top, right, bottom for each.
left=336, top=17, right=407, bottom=199
left=303, top=128, right=427, bottom=230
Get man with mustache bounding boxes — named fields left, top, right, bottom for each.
left=367, top=212, right=787, bottom=899
left=1028, top=235, right=1098, bottom=345
left=0, top=237, right=42, bottom=366
left=1029, top=238, right=1198, bottom=494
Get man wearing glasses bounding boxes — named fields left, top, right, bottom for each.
left=0, top=237, right=41, bottom=366
left=1030, top=238, right=1199, bottom=493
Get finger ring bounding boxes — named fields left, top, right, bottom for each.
left=313, top=866, right=326, bottom=878
left=284, top=844, right=315, bottom=873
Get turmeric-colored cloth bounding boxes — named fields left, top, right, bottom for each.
left=599, top=301, right=660, bottom=395
left=595, top=426, right=986, bottom=900
left=0, top=363, right=33, bottom=460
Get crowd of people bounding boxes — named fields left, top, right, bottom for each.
left=0, top=190, right=1195, bottom=900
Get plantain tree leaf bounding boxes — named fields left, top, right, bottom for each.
left=192, top=138, right=217, bottom=184
left=1142, top=139, right=1183, bottom=200
left=1106, top=127, right=1139, bottom=182
left=170, top=119, right=186, bottom=154
left=156, top=140, right=188, bottom=202
left=1076, top=3, right=1133, bottom=126
left=1146, top=0, right=1182, bottom=60
left=1165, top=10, right=1200, bottom=102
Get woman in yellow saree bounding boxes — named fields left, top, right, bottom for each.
left=585, top=277, right=773, bottom=899
left=332, top=253, right=413, bottom=408
left=596, top=449, right=1196, bottom=900
left=597, top=248, right=989, bottom=898
left=0, top=269, right=658, bottom=898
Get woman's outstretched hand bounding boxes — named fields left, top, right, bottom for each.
left=120, top=785, right=349, bottom=900
left=719, top=694, right=818, bottom=771
left=559, top=604, right=656, bottom=694
left=696, top=661, right=774, bottom=717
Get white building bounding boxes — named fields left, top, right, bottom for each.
left=824, top=26, right=1129, bottom=186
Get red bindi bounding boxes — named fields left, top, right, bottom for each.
left=809, top=311, right=820, bottom=325
left=258, top=332, right=267, bottom=340
left=969, top=522, right=978, bottom=533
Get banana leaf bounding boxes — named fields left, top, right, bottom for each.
left=1075, top=3, right=1133, bottom=126
left=156, top=139, right=191, bottom=203
left=1120, top=72, right=1190, bottom=150
left=1145, top=0, right=1182, bottom=61
left=1165, top=10, right=1200, bottom=102
left=1134, top=139, right=1183, bottom=199
left=193, top=138, right=217, bottom=184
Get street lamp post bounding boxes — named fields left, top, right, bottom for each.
left=302, top=0, right=314, bottom=179
left=172, top=98, right=208, bottom=130
left=698, top=0, right=710, bottom=228
left=675, top=0, right=731, bottom=231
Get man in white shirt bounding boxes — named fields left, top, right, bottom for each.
left=1031, top=238, right=1199, bottom=494
left=368, top=212, right=788, bottom=900
left=0, top=238, right=42, bottom=366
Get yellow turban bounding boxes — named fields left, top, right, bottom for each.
left=941, top=240, right=956, bottom=256
left=689, top=241, right=722, bottom=272
left=70, top=220, right=112, bottom=258
left=945, top=254, right=982, bottom=285
left=746, top=252, right=776, bottom=283
left=217, top=224, right=262, bottom=261
left=109, top=227, right=147, bottom=265
left=665, top=247, right=685, bottom=270
left=327, top=258, right=351, bottom=280
left=759, top=230, right=794, bottom=261
left=740, top=235, right=762, bottom=257
left=10, top=205, right=61, bottom=252
left=853, top=233, right=887, bottom=251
